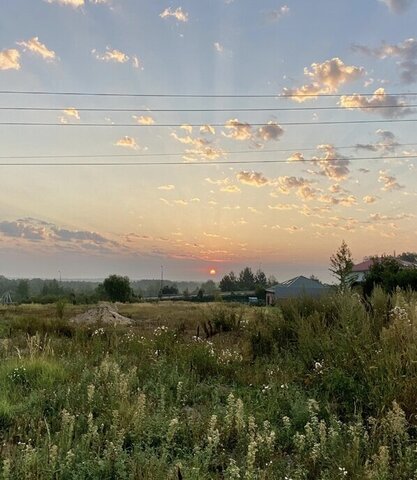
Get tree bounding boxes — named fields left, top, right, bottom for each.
left=398, top=252, right=417, bottom=264
left=161, top=284, right=179, bottom=295
left=102, top=275, right=132, bottom=302
left=363, top=256, right=417, bottom=295
left=200, top=280, right=218, bottom=294
left=329, top=240, right=354, bottom=290
left=239, top=267, right=255, bottom=290
left=16, top=279, right=29, bottom=302
left=254, top=269, right=268, bottom=287
left=219, top=271, right=238, bottom=292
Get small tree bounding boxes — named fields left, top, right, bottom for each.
left=329, top=240, right=354, bottom=290
left=219, top=272, right=238, bottom=292
left=239, top=267, right=255, bottom=290
left=102, top=275, right=132, bottom=303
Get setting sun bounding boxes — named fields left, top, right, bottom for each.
left=209, top=269, right=217, bottom=276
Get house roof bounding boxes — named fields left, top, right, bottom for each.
left=266, top=275, right=328, bottom=298
left=352, top=257, right=417, bottom=273
left=351, top=259, right=374, bottom=272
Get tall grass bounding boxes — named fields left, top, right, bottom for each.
left=0, top=292, right=416, bottom=478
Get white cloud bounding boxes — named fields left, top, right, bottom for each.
left=378, top=170, right=404, bottom=191
left=352, top=38, right=417, bottom=84
left=158, top=185, right=175, bottom=191
left=0, top=49, right=20, bottom=70
left=221, top=185, right=241, bottom=193
left=62, top=108, right=80, bottom=120
left=160, top=6, right=189, bottom=22
left=223, top=119, right=253, bottom=141
left=17, top=37, right=56, bottom=61
left=283, top=57, right=365, bottom=102
left=131, top=55, right=141, bottom=69
left=237, top=171, right=269, bottom=187
left=223, top=119, right=284, bottom=145
left=115, top=136, right=139, bottom=150
left=45, top=0, right=112, bottom=6
left=214, top=42, right=224, bottom=53
left=200, top=124, right=216, bottom=135
left=92, top=47, right=129, bottom=63
left=266, top=5, right=290, bottom=21
left=313, top=145, right=351, bottom=180
left=340, top=88, right=413, bottom=118
left=288, top=152, right=305, bottom=162
left=133, top=115, right=155, bottom=125
left=379, top=0, right=414, bottom=13
left=363, top=195, right=378, bottom=204
left=45, top=0, right=84, bottom=7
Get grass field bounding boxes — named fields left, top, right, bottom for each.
left=0, top=290, right=417, bottom=479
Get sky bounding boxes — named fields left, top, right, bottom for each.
left=1, top=0, right=417, bottom=282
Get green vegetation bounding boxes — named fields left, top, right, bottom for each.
left=329, top=240, right=354, bottom=290
left=0, top=291, right=417, bottom=478
left=363, top=256, right=417, bottom=295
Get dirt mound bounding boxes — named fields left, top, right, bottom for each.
left=69, top=303, right=132, bottom=326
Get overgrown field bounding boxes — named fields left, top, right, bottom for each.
left=1, top=289, right=417, bottom=479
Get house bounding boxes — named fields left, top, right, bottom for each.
left=265, top=276, right=329, bottom=305
left=349, top=257, right=417, bottom=285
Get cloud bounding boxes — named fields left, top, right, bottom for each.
left=237, top=171, right=269, bottom=187
left=0, top=49, right=20, bottom=70
left=17, top=37, right=56, bottom=61
left=256, top=121, right=284, bottom=141
left=356, top=129, right=399, bottom=152
left=200, top=124, right=216, bottom=135
left=45, top=0, right=84, bottom=7
left=62, top=108, right=80, bottom=120
left=220, top=185, right=241, bottom=193
left=0, top=218, right=117, bottom=253
left=284, top=225, right=303, bottom=233
left=340, top=88, right=413, bottom=118
left=379, top=0, right=414, bottom=13
left=0, top=220, right=46, bottom=241
left=158, top=185, right=175, bottom=190
left=115, top=136, right=139, bottom=149
left=223, top=119, right=284, bottom=145
left=265, top=5, right=290, bottom=21
left=92, top=47, right=128, bottom=63
left=223, top=119, right=253, bottom=141
left=133, top=115, right=155, bottom=125
left=352, top=38, right=417, bottom=83
left=268, top=203, right=297, bottom=210
left=283, top=57, right=365, bottom=102
left=312, top=145, right=351, bottom=180
left=363, top=195, right=378, bottom=204
left=214, top=42, right=224, bottom=53
left=131, top=56, right=141, bottom=69
left=171, top=130, right=225, bottom=161
left=45, top=0, right=112, bottom=6
left=275, top=176, right=312, bottom=194
left=160, top=6, right=189, bottom=22
left=378, top=170, right=404, bottom=191
left=288, top=152, right=305, bottom=162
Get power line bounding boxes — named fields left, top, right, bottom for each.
left=1, top=119, right=417, bottom=127
left=2, top=143, right=417, bottom=160
left=1, top=90, right=417, bottom=99
left=0, top=104, right=416, bottom=113
left=0, top=154, right=415, bottom=166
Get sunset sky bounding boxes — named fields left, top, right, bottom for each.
left=1, top=0, right=417, bottom=282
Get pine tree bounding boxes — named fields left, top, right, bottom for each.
left=329, top=240, right=354, bottom=290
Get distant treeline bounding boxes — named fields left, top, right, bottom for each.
left=0, top=275, right=207, bottom=304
